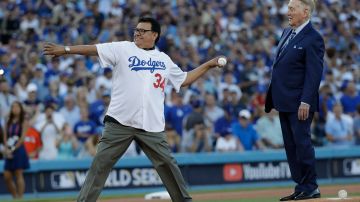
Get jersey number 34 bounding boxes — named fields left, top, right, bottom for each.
left=153, top=73, right=165, bottom=92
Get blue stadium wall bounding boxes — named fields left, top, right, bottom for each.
left=0, top=147, right=360, bottom=199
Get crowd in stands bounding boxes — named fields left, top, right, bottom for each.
left=0, top=0, right=359, bottom=161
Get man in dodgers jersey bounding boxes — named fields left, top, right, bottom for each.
left=44, top=17, right=226, bottom=202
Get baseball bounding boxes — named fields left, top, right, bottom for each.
left=338, top=189, right=347, bottom=199
left=217, top=57, right=227, bottom=66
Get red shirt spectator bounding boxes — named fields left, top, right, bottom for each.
left=24, top=127, right=42, bottom=159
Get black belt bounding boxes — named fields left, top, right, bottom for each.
left=103, top=115, right=148, bottom=132
left=103, top=115, right=120, bottom=124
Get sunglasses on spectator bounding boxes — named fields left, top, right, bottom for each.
left=133, top=28, right=153, bottom=35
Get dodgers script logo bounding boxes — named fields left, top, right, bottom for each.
left=128, top=56, right=166, bottom=73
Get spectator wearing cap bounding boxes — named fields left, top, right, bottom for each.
left=213, top=105, right=237, bottom=145
left=215, top=127, right=243, bottom=152
left=23, top=83, right=41, bottom=117
left=228, top=88, right=248, bottom=119
left=231, top=109, right=265, bottom=151
left=255, top=110, right=284, bottom=149
left=0, top=79, right=17, bottom=119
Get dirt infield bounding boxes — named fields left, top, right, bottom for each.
left=96, top=184, right=360, bottom=202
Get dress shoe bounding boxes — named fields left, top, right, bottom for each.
left=294, top=188, right=320, bottom=200
left=279, top=192, right=301, bottom=201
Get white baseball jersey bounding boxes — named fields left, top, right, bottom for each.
left=96, top=41, right=187, bottom=132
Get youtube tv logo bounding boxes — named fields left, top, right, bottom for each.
left=223, top=164, right=243, bottom=182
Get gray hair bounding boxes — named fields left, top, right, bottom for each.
left=299, top=0, right=316, bottom=17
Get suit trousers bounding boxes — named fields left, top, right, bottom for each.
left=279, top=112, right=318, bottom=192
left=77, top=121, right=192, bottom=202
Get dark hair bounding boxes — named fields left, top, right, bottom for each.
left=44, top=102, right=55, bottom=110
left=6, top=101, right=26, bottom=130
left=138, top=17, right=161, bottom=44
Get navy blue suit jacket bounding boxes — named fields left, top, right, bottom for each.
left=265, top=22, right=325, bottom=113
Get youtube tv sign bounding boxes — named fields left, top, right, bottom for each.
left=223, top=164, right=244, bottom=181
left=222, top=162, right=292, bottom=183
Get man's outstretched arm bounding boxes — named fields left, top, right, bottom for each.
left=181, top=56, right=226, bottom=87
left=43, top=43, right=98, bottom=57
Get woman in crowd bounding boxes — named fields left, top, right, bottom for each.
left=2, top=101, right=30, bottom=199
left=56, top=123, right=78, bottom=159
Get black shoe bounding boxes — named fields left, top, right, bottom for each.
left=294, top=188, right=321, bottom=200
left=279, top=192, right=301, bottom=201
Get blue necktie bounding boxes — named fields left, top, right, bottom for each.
left=279, top=30, right=296, bottom=56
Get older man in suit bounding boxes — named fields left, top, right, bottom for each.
left=265, top=0, right=324, bottom=201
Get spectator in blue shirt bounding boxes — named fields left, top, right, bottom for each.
left=74, top=107, right=97, bottom=144
left=340, top=81, right=360, bottom=116
left=89, top=90, right=110, bottom=126
left=325, top=103, right=354, bottom=147
left=319, top=84, right=336, bottom=122
left=165, top=92, right=192, bottom=137
left=214, top=105, right=236, bottom=145
left=231, top=109, right=265, bottom=151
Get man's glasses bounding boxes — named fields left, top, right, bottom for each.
left=133, top=28, right=153, bottom=35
